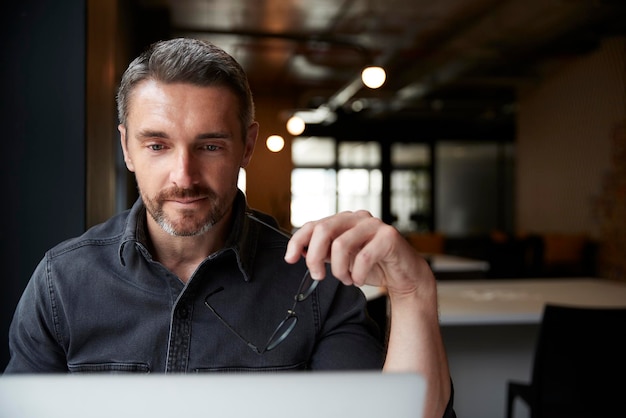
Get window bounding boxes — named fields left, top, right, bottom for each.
left=338, top=169, right=382, bottom=215
left=291, top=168, right=336, bottom=227
left=291, top=137, right=337, bottom=227
left=390, top=143, right=431, bottom=232
left=337, top=142, right=382, bottom=218
left=238, top=167, right=246, bottom=195
left=291, top=137, right=512, bottom=235
left=291, top=138, right=382, bottom=227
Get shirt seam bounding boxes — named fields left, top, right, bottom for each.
left=45, top=253, right=66, bottom=351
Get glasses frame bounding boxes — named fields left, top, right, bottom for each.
left=204, top=268, right=318, bottom=354
left=203, top=211, right=319, bottom=354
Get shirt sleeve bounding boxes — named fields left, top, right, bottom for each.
left=308, top=280, right=385, bottom=370
left=443, top=380, right=457, bottom=418
left=4, top=256, right=68, bottom=373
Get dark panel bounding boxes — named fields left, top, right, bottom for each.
left=0, top=0, right=86, bottom=369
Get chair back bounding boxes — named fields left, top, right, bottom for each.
left=531, top=304, right=626, bottom=418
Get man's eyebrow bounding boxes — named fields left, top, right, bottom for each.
left=137, top=129, right=168, bottom=139
left=197, top=132, right=232, bottom=140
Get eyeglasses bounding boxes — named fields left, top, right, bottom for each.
left=205, top=211, right=320, bottom=354
left=204, top=268, right=318, bottom=354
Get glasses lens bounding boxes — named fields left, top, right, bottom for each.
left=266, top=314, right=297, bottom=351
left=296, top=270, right=319, bottom=302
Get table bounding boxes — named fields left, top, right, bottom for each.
left=437, top=278, right=626, bottom=418
left=427, top=254, right=490, bottom=275
left=438, top=277, right=626, bottom=325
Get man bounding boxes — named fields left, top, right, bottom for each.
left=5, top=38, right=454, bottom=417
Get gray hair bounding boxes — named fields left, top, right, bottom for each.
left=116, top=38, right=255, bottom=137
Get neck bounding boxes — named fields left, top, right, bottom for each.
left=146, top=212, right=233, bottom=283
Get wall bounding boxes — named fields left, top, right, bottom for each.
left=516, top=37, right=626, bottom=237
left=0, top=0, right=87, bottom=369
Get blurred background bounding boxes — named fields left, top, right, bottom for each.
left=2, top=0, right=625, bottom=370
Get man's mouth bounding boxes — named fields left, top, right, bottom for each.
left=168, top=196, right=206, bottom=204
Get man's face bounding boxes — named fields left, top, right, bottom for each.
left=119, top=80, right=257, bottom=237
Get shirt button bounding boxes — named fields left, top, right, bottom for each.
left=177, top=306, right=189, bottom=319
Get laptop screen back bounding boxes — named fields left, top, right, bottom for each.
left=0, top=372, right=426, bottom=418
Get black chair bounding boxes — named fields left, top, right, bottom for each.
left=506, top=303, right=626, bottom=418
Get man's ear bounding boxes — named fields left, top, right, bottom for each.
left=118, top=124, right=135, bottom=172
left=241, top=121, right=259, bottom=168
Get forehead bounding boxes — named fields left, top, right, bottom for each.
left=126, top=79, right=240, bottom=124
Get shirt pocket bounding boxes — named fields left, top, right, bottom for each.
left=68, top=362, right=150, bottom=373
left=194, top=361, right=308, bottom=373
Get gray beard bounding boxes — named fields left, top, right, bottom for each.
left=155, top=214, right=215, bottom=237
left=140, top=185, right=228, bottom=237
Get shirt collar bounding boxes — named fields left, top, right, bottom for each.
left=117, top=190, right=260, bottom=283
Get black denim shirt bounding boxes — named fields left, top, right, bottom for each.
left=5, top=192, right=384, bottom=373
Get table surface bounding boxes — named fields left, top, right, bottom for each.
left=437, top=277, right=626, bottom=325
left=426, top=253, right=490, bottom=272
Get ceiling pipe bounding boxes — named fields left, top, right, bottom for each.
left=170, top=25, right=371, bottom=58
left=325, top=76, right=363, bottom=112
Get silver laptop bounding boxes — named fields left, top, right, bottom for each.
left=0, top=372, right=426, bottom=418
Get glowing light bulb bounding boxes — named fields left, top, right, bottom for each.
left=286, top=115, right=305, bottom=136
left=266, top=135, right=285, bottom=152
left=361, top=66, right=386, bottom=89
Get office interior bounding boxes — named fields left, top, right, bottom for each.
left=2, top=1, right=625, bottom=417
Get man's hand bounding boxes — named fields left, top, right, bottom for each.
left=284, top=210, right=435, bottom=299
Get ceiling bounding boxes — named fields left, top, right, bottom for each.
left=133, top=0, right=625, bottom=139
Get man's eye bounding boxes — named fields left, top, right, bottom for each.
left=203, top=144, right=220, bottom=151
left=148, top=144, right=165, bottom=151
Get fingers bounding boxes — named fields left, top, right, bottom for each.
left=286, top=211, right=388, bottom=285
left=346, top=223, right=398, bottom=285
left=324, top=214, right=382, bottom=285
left=285, top=214, right=340, bottom=281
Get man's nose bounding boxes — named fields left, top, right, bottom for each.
left=170, top=149, right=200, bottom=187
